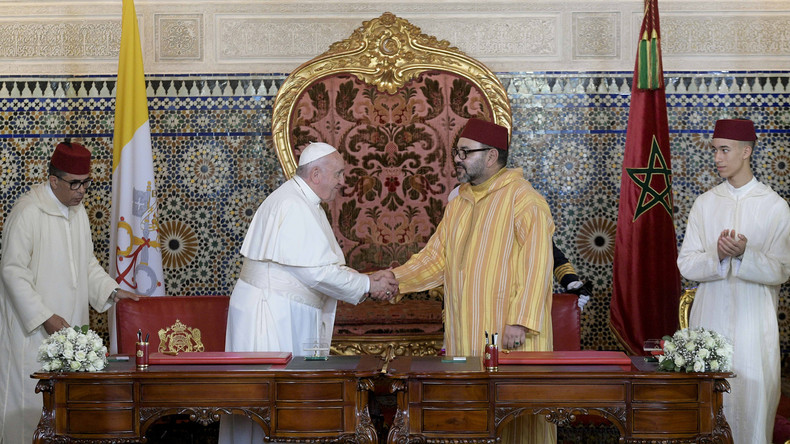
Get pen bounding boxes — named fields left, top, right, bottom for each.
left=137, top=329, right=142, bottom=342
left=485, top=331, right=489, bottom=345
left=145, top=332, right=149, bottom=343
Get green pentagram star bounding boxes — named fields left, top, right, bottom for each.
left=626, top=135, right=673, bottom=222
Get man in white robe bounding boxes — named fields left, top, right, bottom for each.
left=0, top=140, right=140, bottom=444
left=678, top=119, right=790, bottom=444
left=219, top=142, right=397, bottom=444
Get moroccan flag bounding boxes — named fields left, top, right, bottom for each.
left=108, top=0, right=166, bottom=351
left=610, top=0, right=681, bottom=355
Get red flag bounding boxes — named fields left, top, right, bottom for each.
left=610, top=0, right=681, bottom=355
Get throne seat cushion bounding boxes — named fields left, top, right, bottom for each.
left=334, top=299, right=443, bottom=336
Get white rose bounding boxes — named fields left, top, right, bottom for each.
left=70, top=360, right=82, bottom=371
left=92, top=338, right=104, bottom=350
left=664, top=342, right=676, bottom=353
left=62, top=348, right=74, bottom=359
left=66, top=328, right=78, bottom=340
left=76, top=335, right=88, bottom=347
left=693, top=359, right=705, bottom=372
left=697, top=348, right=710, bottom=359
left=46, top=342, right=60, bottom=357
left=674, top=355, right=685, bottom=367
left=684, top=341, right=696, bottom=352
left=50, top=359, right=63, bottom=370
left=74, top=351, right=87, bottom=362
left=91, top=359, right=105, bottom=370
left=709, top=360, right=720, bottom=371
left=87, top=351, right=98, bottom=362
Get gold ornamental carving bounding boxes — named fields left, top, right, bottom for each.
left=272, top=11, right=512, bottom=179
left=158, top=319, right=205, bottom=353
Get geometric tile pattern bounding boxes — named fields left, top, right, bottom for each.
left=0, top=72, right=787, bottom=361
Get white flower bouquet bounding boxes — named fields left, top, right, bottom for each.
left=658, top=327, right=733, bottom=373
left=37, top=325, right=108, bottom=372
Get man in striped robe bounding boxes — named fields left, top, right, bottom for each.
left=392, top=118, right=557, bottom=443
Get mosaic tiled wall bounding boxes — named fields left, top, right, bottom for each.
left=0, top=71, right=788, bottom=357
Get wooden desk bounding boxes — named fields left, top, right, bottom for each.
left=32, top=355, right=381, bottom=444
left=385, top=356, right=734, bottom=444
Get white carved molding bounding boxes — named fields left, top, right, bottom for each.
left=0, top=1, right=788, bottom=75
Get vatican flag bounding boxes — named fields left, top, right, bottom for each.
left=109, top=0, right=166, bottom=352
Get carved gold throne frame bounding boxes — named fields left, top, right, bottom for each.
left=271, top=12, right=511, bottom=356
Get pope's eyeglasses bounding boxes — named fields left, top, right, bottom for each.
left=55, top=176, right=93, bottom=190
left=451, top=148, right=492, bottom=160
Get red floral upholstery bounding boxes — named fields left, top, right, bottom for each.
left=289, top=71, right=493, bottom=271
left=115, top=296, right=229, bottom=355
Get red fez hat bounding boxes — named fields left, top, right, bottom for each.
left=459, top=118, right=509, bottom=150
left=51, top=140, right=91, bottom=175
left=712, top=119, right=756, bottom=142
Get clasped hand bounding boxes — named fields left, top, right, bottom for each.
left=717, top=229, right=747, bottom=261
left=367, top=269, right=399, bottom=301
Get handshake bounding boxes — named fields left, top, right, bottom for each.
left=366, top=269, right=399, bottom=301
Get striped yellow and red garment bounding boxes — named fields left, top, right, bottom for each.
left=393, top=168, right=555, bottom=356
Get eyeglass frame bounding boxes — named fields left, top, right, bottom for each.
left=53, top=175, right=93, bottom=190
left=451, top=147, right=493, bottom=160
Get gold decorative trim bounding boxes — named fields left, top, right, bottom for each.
left=271, top=11, right=512, bottom=179
left=678, top=287, right=696, bottom=330
left=331, top=333, right=443, bottom=357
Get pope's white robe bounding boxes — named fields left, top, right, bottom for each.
left=677, top=178, right=790, bottom=444
left=0, top=183, right=118, bottom=444
left=219, top=176, right=369, bottom=444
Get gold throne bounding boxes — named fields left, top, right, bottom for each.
left=271, top=12, right=511, bottom=356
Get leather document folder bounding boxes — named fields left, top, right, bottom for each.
left=149, top=351, right=293, bottom=365
left=499, top=350, right=631, bottom=370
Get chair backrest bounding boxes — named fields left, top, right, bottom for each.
left=551, top=293, right=581, bottom=351
left=678, top=287, right=697, bottom=330
left=271, top=12, right=511, bottom=273
left=115, top=295, right=230, bottom=355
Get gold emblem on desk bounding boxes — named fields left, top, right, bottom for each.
left=158, top=319, right=205, bottom=353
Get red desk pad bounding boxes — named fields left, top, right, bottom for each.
left=149, top=351, right=292, bottom=365
left=499, top=351, right=631, bottom=370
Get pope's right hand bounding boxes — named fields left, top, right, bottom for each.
left=368, top=270, right=399, bottom=301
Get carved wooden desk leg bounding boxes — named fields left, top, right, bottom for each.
left=355, top=378, right=378, bottom=444
left=386, top=380, right=409, bottom=444
left=33, top=380, right=55, bottom=444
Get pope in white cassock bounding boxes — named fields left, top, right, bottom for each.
left=219, top=142, right=397, bottom=444
left=677, top=119, right=790, bottom=444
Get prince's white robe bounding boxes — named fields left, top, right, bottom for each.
left=220, top=176, right=368, bottom=444
left=0, top=183, right=118, bottom=444
left=678, top=178, right=790, bottom=444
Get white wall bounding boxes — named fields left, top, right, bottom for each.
left=0, top=1, right=789, bottom=75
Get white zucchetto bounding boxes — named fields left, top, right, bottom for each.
left=297, top=142, right=338, bottom=166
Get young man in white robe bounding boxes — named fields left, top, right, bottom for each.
left=0, top=140, right=141, bottom=443
left=677, top=119, right=790, bottom=443
left=219, top=142, right=398, bottom=444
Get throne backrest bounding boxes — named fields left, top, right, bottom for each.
left=271, top=12, right=512, bottom=272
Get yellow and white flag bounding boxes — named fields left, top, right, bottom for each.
left=109, top=0, right=166, bottom=351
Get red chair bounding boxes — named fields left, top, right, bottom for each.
left=551, top=293, right=581, bottom=351
left=115, top=295, right=230, bottom=355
